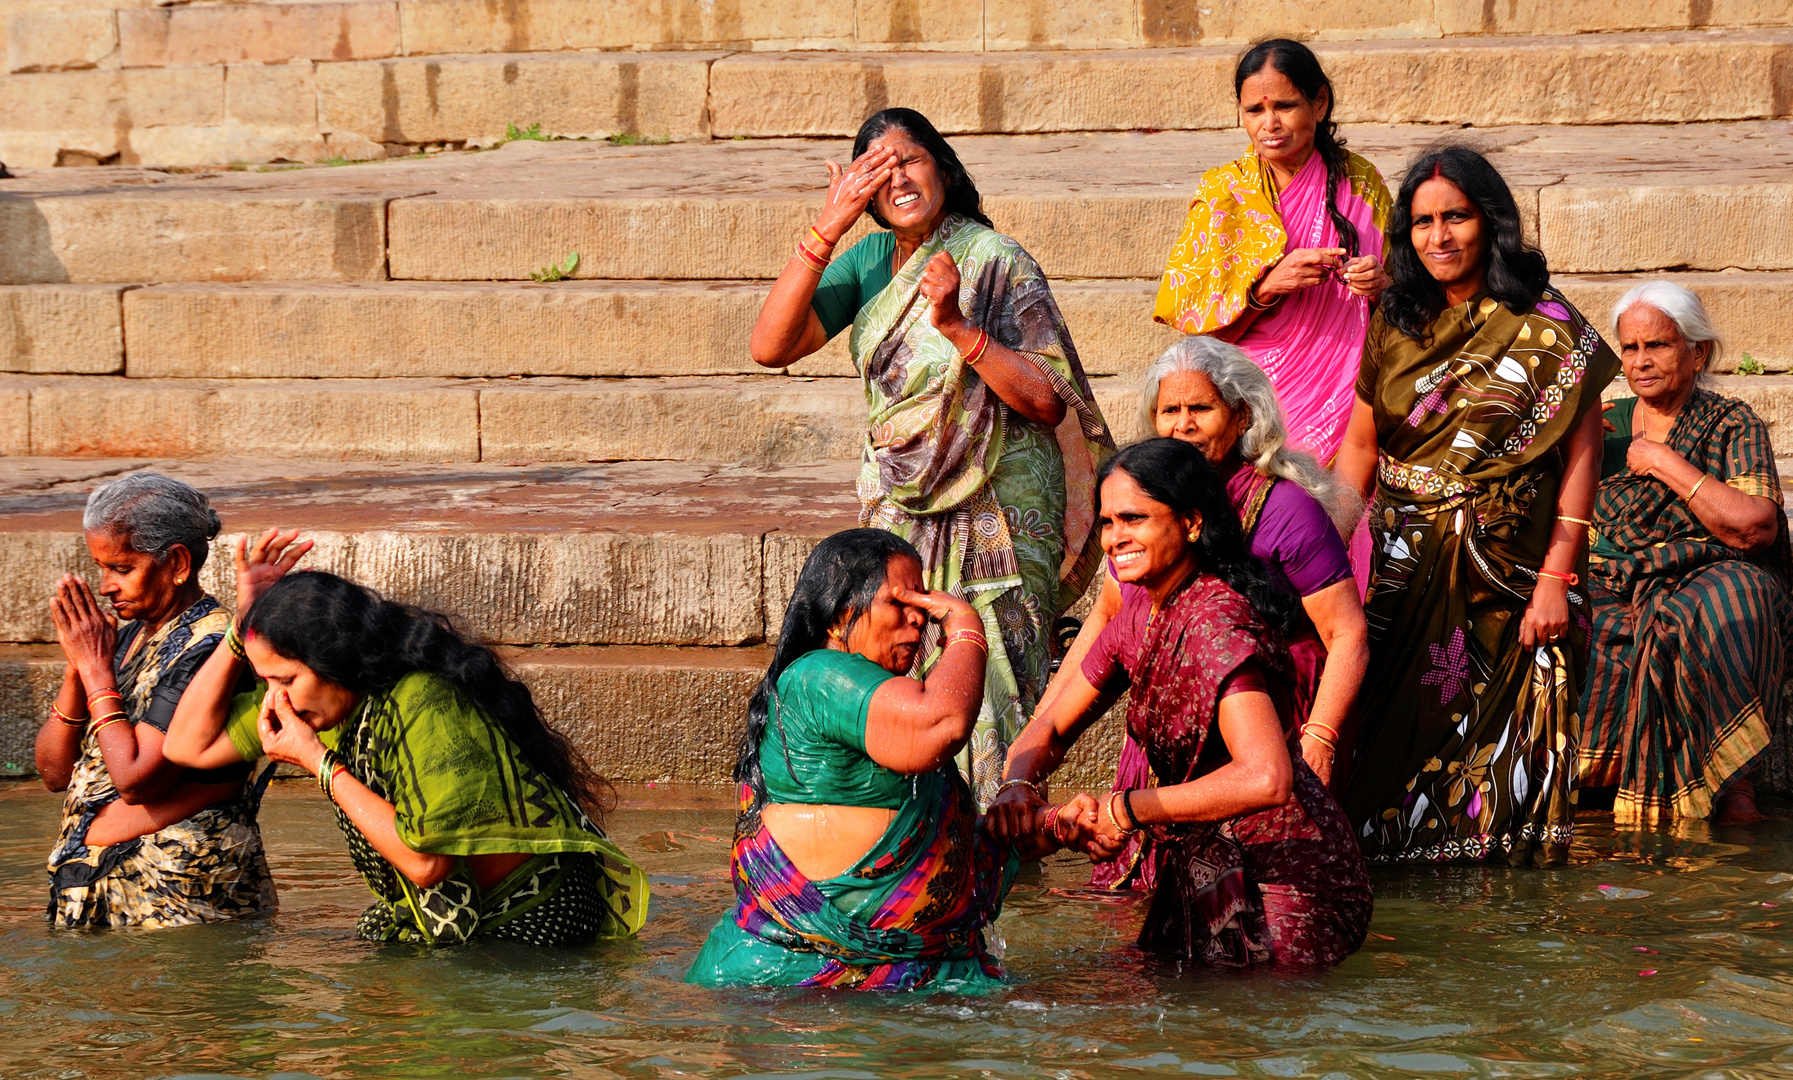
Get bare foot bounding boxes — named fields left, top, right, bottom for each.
left=1715, top=777, right=1769, bottom=825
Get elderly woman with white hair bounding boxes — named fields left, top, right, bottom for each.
left=1002, top=336, right=1369, bottom=890
left=35, top=473, right=276, bottom=927
left=1581, top=281, right=1790, bottom=826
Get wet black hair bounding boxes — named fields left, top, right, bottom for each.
left=1234, top=39, right=1359, bottom=259
left=243, top=571, right=614, bottom=823
left=851, top=107, right=993, bottom=230
left=736, top=528, right=922, bottom=814
left=1381, top=143, right=1550, bottom=340
left=1098, top=438, right=1299, bottom=636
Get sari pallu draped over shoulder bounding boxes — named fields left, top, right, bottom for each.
left=1343, top=291, right=1621, bottom=866
left=688, top=769, right=1020, bottom=991
left=1153, top=150, right=1391, bottom=463
left=1582, top=389, right=1793, bottom=826
left=851, top=214, right=1114, bottom=806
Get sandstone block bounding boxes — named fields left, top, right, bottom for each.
left=0, top=645, right=64, bottom=774
left=854, top=0, right=982, bottom=50
left=0, top=285, right=123, bottom=374
left=118, top=2, right=399, bottom=68
left=0, top=64, right=223, bottom=138
left=6, top=9, right=117, bottom=73
left=0, top=195, right=386, bottom=285
left=1541, top=183, right=1793, bottom=274
left=1434, top=0, right=1740, bottom=34
left=478, top=376, right=866, bottom=463
left=1556, top=272, right=1793, bottom=373
left=1055, top=279, right=1184, bottom=378
left=316, top=52, right=713, bottom=147
left=227, top=61, right=320, bottom=129
left=24, top=377, right=480, bottom=460
left=398, top=0, right=855, bottom=53
left=1141, top=0, right=1441, bottom=44
left=0, top=384, right=27, bottom=455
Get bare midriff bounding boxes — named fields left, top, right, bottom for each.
left=761, top=803, right=899, bottom=882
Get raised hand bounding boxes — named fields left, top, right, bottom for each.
left=49, top=574, right=117, bottom=687
left=256, top=687, right=327, bottom=774
left=1256, top=247, right=1347, bottom=302
left=890, top=583, right=981, bottom=634
left=816, top=145, right=898, bottom=245
left=917, top=251, right=970, bottom=336
left=234, top=528, right=313, bottom=617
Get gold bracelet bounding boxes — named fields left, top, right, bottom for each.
left=997, top=777, right=1044, bottom=800
left=1684, top=474, right=1710, bottom=503
left=1558, top=515, right=1593, bottom=528
left=1107, top=790, right=1138, bottom=835
left=89, top=715, right=131, bottom=736
left=946, top=628, right=988, bottom=654
left=807, top=226, right=835, bottom=251
left=51, top=705, right=86, bottom=728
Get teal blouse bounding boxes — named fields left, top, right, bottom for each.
left=811, top=232, right=897, bottom=339
left=761, top=649, right=908, bottom=809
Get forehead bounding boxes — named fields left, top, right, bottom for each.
left=84, top=528, right=144, bottom=561
left=1238, top=66, right=1301, bottom=100
left=1158, top=370, right=1221, bottom=403
left=1410, top=177, right=1474, bottom=214
left=245, top=634, right=305, bottom=676
left=1616, top=303, right=1683, bottom=342
left=879, top=553, right=924, bottom=591
left=867, top=129, right=929, bottom=158
left=1100, top=469, right=1164, bottom=512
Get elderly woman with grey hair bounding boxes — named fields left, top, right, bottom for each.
left=1581, top=281, right=1790, bottom=826
left=35, top=473, right=275, bottom=928
left=1006, top=336, right=1369, bottom=890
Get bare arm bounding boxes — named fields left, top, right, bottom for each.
left=984, top=665, right=1122, bottom=844
left=861, top=587, right=988, bottom=775
left=1333, top=397, right=1378, bottom=506
left=1520, top=405, right=1602, bottom=648
left=1031, top=571, right=1121, bottom=721
left=917, top=250, right=1066, bottom=428
left=1297, top=578, right=1369, bottom=784
left=1628, top=437, right=1781, bottom=555
left=35, top=662, right=86, bottom=792
left=1121, top=689, right=1293, bottom=829
left=749, top=145, right=897, bottom=368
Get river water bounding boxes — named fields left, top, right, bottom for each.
left=3, top=782, right=1793, bottom=1079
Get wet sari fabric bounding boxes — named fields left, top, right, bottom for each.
left=47, top=595, right=276, bottom=929
left=1343, top=291, right=1620, bottom=864
left=850, top=214, right=1113, bottom=806
left=1582, top=391, right=1792, bottom=824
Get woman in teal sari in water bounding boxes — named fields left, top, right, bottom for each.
left=750, top=109, right=1114, bottom=807
left=687, top=528, right=1095, bottom=991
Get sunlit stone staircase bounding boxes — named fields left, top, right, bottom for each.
left=2, top=0, right=1791, bottom=786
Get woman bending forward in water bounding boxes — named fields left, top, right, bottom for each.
left=165, top=531, right=647, bottom=946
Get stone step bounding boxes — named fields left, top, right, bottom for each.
left=0, top=457, right=861, bottom=647
left=0, top=640, right=1130, bottom=786
left=11, top=271, right=1781, bottom=381
left=3, top=124, right=1790, bottom=285
left=3, top=27, right=1791, bottom=166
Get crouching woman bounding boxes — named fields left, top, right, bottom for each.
left=165, top=530, right=647, bottom=946
left=686, top=528, right=1088, bottom=991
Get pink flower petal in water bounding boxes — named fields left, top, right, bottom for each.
left=1633, top=946, right=1659, bottom=954
left=1639, top=969, right=1658, bottom=977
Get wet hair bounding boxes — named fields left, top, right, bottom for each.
left=243, top=571, right=614, bottom=823
left=736, top=528, right=922, bottom=813
left=83, top=472, right=222, bottom=572
left=1137, top=336, right=1362, bottom=530
left=1612, top=280, right=1723, bottom=383
left=1098, top=438, right=1299, bottom=636
left=1381, top=144, right=1549, bottom=340
left=1234, top=39, right=1359, bottom=259
left=851, top=107, right=993, bottom=230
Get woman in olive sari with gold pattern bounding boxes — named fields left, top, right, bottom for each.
left=1335, top=146, right=1619, bottom=865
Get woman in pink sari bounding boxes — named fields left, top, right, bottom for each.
left=1155, top=39, right=1391, bottom=474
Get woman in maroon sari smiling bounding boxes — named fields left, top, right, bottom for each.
left=990, top=439, right=1371, bottom=968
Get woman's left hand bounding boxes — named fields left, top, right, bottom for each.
left=918, top=251, right=970, bottom=337
left=256, top=687, right=327, bottom=774
left=49, top=574, right=117, bottom=687
left=1341, top=254, right=1391, bottom=301
left=890, top=584, right=982, bottom=635
left=1517, top=577, right=1571, bottom=649
left=1625, top=435, right=1688, bottom=482
left=1300, top=734, right=1335, bottom=786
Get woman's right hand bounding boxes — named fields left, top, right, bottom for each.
left=985, top=781, right=1046, bottom=843
left=815, top=145, right=898, bottom=245
left=234, top=528, right=313, bottom=617
left=890, top=584, right=981, bottom=635
left=1254, top=247, right=1347, bottom=303
left=49, top=574, right=116, bottom=687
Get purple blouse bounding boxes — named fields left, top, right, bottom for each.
left=1223, top=461, right=1352, bottom=599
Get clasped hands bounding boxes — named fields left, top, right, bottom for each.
left=984, top=784, right=1133, bottom=860
left=1255, top=247, right=1391, bottom=304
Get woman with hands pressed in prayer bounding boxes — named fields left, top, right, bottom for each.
left=750, top=107, right=1113, bottom=807
left=163, top=530, right=647, bottom=947
left=989, top=441, right=1372, bottom=969
left=688, top=529, right=1098, bottom=992
left=39, top=473, right=275, bottom=929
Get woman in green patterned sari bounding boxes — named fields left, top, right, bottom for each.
left=751, top=108, right=1114, bottom=806
left=1582, top=281, right=1789, bottom=826
left=166, top=532, right=647, bottom=946
left=1335, top=146, right=1619, bottom=865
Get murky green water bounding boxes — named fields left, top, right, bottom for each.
left=4, top=783, right=1793, bottom=1079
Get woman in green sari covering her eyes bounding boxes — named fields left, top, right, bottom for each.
left=750, top=108, right=1115, bottom=808
left=165, top=530, right=648, bottom=947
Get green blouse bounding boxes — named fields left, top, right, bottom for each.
left=811, top=232, right=897, bottom=339
left=761, top=649, right=909, bottom=809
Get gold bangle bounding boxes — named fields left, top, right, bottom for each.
left=1558, top=515, right=1593, bottom=528
left=946, top=628, right=988, bottom=654
left=793, top=243, right=828, bottom=274
left=89, top=715, right=131, bottom=736
left=1303, top=721, right=1341, bottom=743
left=807, top=226, right=835, bottom=251
left=1684, top=474, right=1710, bottom=503
left=961, top=329, right=990, bottom=366
left=1106, top=790, right=1134, bottom=835
left=86, top=688, right=123, bottom=706
left=997, top=777, right=1044, bottom=800
left=51, top=705, right=86, bottom=728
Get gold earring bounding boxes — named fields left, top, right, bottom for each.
left=175, top=574, right=187, bottom=585
left=1187, top=529, right=1200, bottom=542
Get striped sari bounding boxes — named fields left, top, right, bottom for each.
left=1580, top=390, right=1792, bottom=825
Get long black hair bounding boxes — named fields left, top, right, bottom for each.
left=1381, top=143, right=1550, bottom=340
left=736, top=528, right=922, bottom=813
left=851, top=107, right=993, bottom=230
left=1234, top=39, right=1358, bottom=260
left=1098, top=438, right=1300, bottom=636
left=243, top=571, right=614, bottom=822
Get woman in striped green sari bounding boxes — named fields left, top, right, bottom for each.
left=1582, top=282, right=1790, bottom=826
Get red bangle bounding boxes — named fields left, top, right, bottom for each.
left=1538, top=569, right=1579, bottom=585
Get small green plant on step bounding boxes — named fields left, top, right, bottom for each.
left=530, top=253, right=580, bottom=282
left=504, top=122, right=547, bottom=143
left=1736, top=352, right=1764, bottom=376
left=609, top=132, right=671, bottom=146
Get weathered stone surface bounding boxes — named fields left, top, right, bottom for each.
left=226, top=61, right=320, bottom=129
left=0, top=644, right=62, bottom=774
left=315, top=52, right=715, bottom=146
left=20, top=377, right=480, bottom=459
left=854, top=0, right=983, bottom=50
left=0, top=386, right=26, bottom=456
left=1556, top=272, right=1793, bottom=372
left=1542, top=182, right=1793, bottom=274
left=0, top=285, right=123, bottom=374
left=1434, top=0, right=1793, bottom=34
left=479, top=376, right=867, bottom=463
left=117, top=3, right=399, bottom=68
left=397, top=0, right=857, bottom=53
left=0, top=65, right=224, bottom=167
left=0, top=457, right=860, bottom=645
left=6, top=8, right=116, bottom=73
